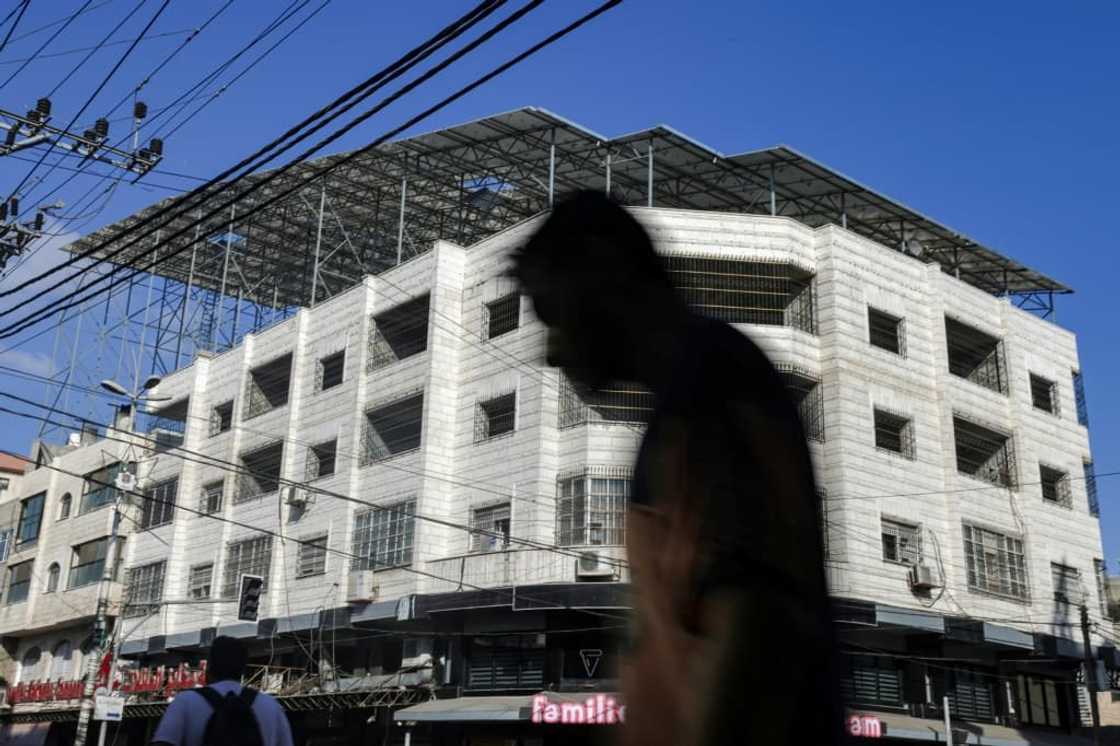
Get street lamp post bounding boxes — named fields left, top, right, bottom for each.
left=72, top=376, right=163, bottom=746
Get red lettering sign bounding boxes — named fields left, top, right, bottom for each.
left=6, top=661, right=206, bottom=705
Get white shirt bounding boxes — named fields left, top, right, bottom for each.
left=151, top=680, right=294, bottom=746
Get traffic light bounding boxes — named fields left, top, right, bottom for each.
left=237, top=574, right=264, bottom=622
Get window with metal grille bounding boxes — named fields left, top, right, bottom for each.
left=296, top=535, right=328, bottom=578
left=221, top=536, right=273, bottom=598
left=368, top=294, right=429, bottom=371
left=360, top=392, right=423, bottom=465
left=558, top=375, right=654, bottom=429
left=81, top=463, right=123, bottom=514
left=868, top=307, right=905, bottom=356
left=1030, top=373, right=1059, bottom=415
left=123, top=561, right=166, bottom=618
left=306, top=440, right=337, bottom=481
left=16, top=493, right=43, bottom=546
left=44, top=563, right=59, bottom=593
left=188, top=563, right=213, bottom=600
left=557, top=469, right=629, bottom=546
left=1073, top=370, right=1089, bottom=427
left=0, top=528, right=12, bottom=562
left=209, top=401, right=233, bottom=436
left=945, top=317, right=1007, bottom=394
left=1094, top=559, right=1110, bottom=621
left=1039, top=464, right=1071, bottom=507
left=475, top=392, right=516, bottom=442
left=139, top=478, right=177, bottom=529
left=963, top=524, right=1029, bottom=600
left=352, top=500, right=415, bottom=570
left=874, top=408, right=914, bottom=459
left=881, top=518, right=921, bottom=565
left=466, top=634, right=546, bottom=692
left=69, top=537, right=111, bottom=589
left=953, top=416, right=1016, bottom=489
left=665, top=256, right=816, bottom=334
left=1051, top=562, right=1081, bottom=606
left=200, top=480, right=223, bottom=514
left=779, top=367, right=824, bottom=442
left=237, top=441, right=283, bottom=502
left=317, top=351, right=345, bottom=392
left=485, top=293, right=520, bottom=339
left=839, top=653, right=902, bottom=707
left=6, top=561, right=31, bottom=605
left=244, top=353, right=292, bottom=419
left=1084, top=461, right=1099, bottom=517
left=470, top=503, right=511, bottom=552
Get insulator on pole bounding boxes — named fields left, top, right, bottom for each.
left=94, top=118, right=109, bottom=139
left=149, top=138, right=163, bottom=156
left=36, top=98, right=51, bottom=117
left=133, top=101, right=148, bottom=120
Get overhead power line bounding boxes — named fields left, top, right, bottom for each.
left=0, top=1, right=30, bottom=56
left=0, top=27, right=192, bottom=66
left=0, top=0, right=100, bottom=92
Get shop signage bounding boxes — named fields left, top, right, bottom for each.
left=578, top=649, right=602, bottom=678
left=6, top=661, right=207, bottom=705
left=94, top=693, right=124, bottom=722
left=847, top=714, right=883, bottom=739
left=530, top=694, right=625, bottom=725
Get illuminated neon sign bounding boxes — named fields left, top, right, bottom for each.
left=530, top=694, right=626, bottom=725
left=848, top=714, right=883, bottom=738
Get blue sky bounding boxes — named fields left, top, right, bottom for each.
left=0, top=1, right=1116, bottom=554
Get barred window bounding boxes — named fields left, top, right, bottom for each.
left=1085, top=461, right=1099, bottom=517
left=237, top=441, right=283, bottom=503
left=868, top=307, right=905, bottom=356
left=360, top=393, right=423, bottom=465
left=368, top=295, right=429, bottom=371
left=123, top=561, right=166, bottom=618
left=140, top=478, right=178, bottom=529
left=317, top=351, right=345, bottom=392
left=1051, top=562, right=1081, bottom=606
left=558, top=375, right=654, bottom=429
left=874, top=408, right=914, bottom=459
left=1094, top=559, right=1110, bottom=621
left=881, top=518, right=921, bottom=565
left=222, top=536, right=273, bottom=598
left=0, top=528, right=11, bottom=562
left=200, top=480, right=223, bottom=515
left=6, top=561, right=32, bottom=605
left=306, top=440, right=337, bottom=481
left=470, top=503, right=511, bottom=552
left=188, top=563, right=213, bottom=600
left=953, top=416, right=1016, bottom=489
left=296, top=535, right=328, bottom=578
left=475, top=392, right=516, bottom=442
left=210, top=401, right=233, bottom=437
left=945, top=317, right=1007, bottom=395
left=1030, top=373, right=1059, bottom=415
left=1073, top=370, right=1089, bottom=427
left=779, top=367, right=824, bottom=442
left=485, top=294, right=520, bottom=339
left=963, top=524, right=1028, bottom=600
left=352, top=500, right=415, bottom=570
left=557, top=469, right=629, bottom=546
left=1039, top=465, right=1071, bottom=507
left=245, top=353, right=292, bottom=419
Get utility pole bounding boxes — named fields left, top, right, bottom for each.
left=1081, top=603, right=1102, bottom=746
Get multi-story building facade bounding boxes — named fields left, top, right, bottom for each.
left=0, top=110, right=1107, bottom=745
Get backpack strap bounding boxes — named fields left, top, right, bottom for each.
left=190, top=686, right=225, bottom=710
left=238, top=687, right=258, bottom=707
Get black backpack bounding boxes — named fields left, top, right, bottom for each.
left=191, top=686, right=264, bottom=746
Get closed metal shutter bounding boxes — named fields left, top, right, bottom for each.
left=840, top=654, right=902, bottom=707
left=949, top=670, right=994, bottom=722
left=467, top=637, right=546, bottom=691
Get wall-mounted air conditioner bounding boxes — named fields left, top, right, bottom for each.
left=114, top=472, right=136, bottom=493
left=576, top=552, right=615, bottom=582
left=908, top=564, right=940, bottom=591
left=284, top=486, right=309, bottom=508
left=346, top=570, right=379, bottom=604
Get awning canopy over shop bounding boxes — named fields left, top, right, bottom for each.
left=853, top=710, right=1094, bottom=746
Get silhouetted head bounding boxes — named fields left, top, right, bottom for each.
left=206, top=636, right=248, bottom=683
left=513, top=191, right=681, bottom=387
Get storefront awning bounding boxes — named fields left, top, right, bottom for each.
left=849, top=710, right=1093, bottom=745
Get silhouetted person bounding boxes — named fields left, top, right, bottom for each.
left=515, top=191, right=843, bottom=746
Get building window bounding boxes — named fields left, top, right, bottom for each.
left=296, top=535, right=328, bottom=578
left=69, top=537, right=112, bottom=589
left=317, top=351, right=345, bottom=392
left=0, top=528, right=12, bottom=562
left=45, top=562, right=60, bottom=593
left=1085, top=461, right=1099, bottom=517
left=666, top=256, right=816, bottom=334
left=1030, top=373, right=1059, bottom=415
left=1039, top=464, right=1071, bottom=508
left=874, top=408, right=914, bottom=459
left=779, top=366, right=824, bottom=442
left=0, top=477, right=8, bottom=494
left=139, top=478, right=178, bottom=529
left=306, top=440, right=337, bottom=481
left=1073, top=370, right=1089, bottom=427
left=1051, top=562, right=1081, bottom=607
left=471, top=503, right=511, bottom=552
left=558, top=375, right=654, bottom=428
left=945, top=317, right=1007, bottom=395
left=466, top=634, right=546, bottom=692
left=557, top=469, right=630, bottom=546
left=19, top=646, right=42, bottom=682
left=245, top=353, right=293, bottom=419
left=868, top=307, right=905, bottom=356
left=210, top=400, right=233, bottom=436
left=58, top=493, right=72, bottom=521
left=881, top=518, right=921, bottom=565
left=188, top=563, right=213, bottom=600
left=352, top=500, right=416, bottom=570
left=147, top=398, right=188, bottom=451
left=953, top=416, right=1016, bottom=489
left=236, top=441, right=284, bottom=503
left=485, top=293, right=520, bottom=339
left=50, top=640, right=72, bottom=680
left=80, top=463, right=124, bottom=514
left=1094, top=559, right=1110, bottom=621
left=6, top=561, right=32, bottom=604
left=221, top=536, right=273, bottom=598
left=1014, top=675, right=1063, bottom=728
left=475, top=392, right=516, bottom=442
left=360, top=392, right=423, bottom=465
left=200, top=480, right=223, bottom=514
left=840, top=653, right=902, bottom=707
left=368, top=294, right=429, bottom=371
left=123, top=561, right=166, bottom=618
left=963, top=524, right=1028, bottom=600
left=17, top=492, right=45, bottom=546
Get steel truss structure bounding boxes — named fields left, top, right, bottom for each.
left=43, top=107, right=1069, bottom=440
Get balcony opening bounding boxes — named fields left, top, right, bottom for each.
left=245, top=353, right=292, bottom=419
left=80, top=463, right=127, bottom=514
left=1039, top=464, right=1071, bottom=507
left=368, top=294, right=429, bottom=371
left=945, top=317, right=1006, bottom=394
left=874, top=408, right=914, bottom=459
left=471, top=503, right=511, bottom=552
left=146, top=398, right=188, bottom=451
left=953, top=416, right=1016, bottom=489
left=475, top=392, right=516, bottom=442
left=360, top=392, right=423, bottom=465
left=558, top=376, right=654, bottom=429
left=69, top=537, right=113, bottom=589
left=1029, top=373, right=1058, bottom=415
left=317, top=350, right=345, bottom=392
left=237, top=441, right=284, bottom=503
left=868, top=307, right=905, bottom=356
left=210, top=400, right=233, bottom=436
left=779, top=366, right=824, bottom=442
left=665, top=256, right=816, bottom=334
left=485, top=293, right=520, bottom=340
left=306, top=439, right=337, bottom=481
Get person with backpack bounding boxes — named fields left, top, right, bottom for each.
left=151, top=636, right=294, bottom=746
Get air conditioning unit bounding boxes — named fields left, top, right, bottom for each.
left=114, top=472, right=137, bottom=493
left=575, top=552, right=615, bottom=582
left=346, top=570, right=379, bottom=604
left=909, top=564, right=940, bottom=591
left=284, top=486, right=309, bottom=508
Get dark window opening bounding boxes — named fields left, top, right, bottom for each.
left=1073, top=370, right=1089, bottom=427
left=945, top=317, right=1007, bottom=394
left=466, top=634, right=545, bottom=692
left=839, top=653, right=902, bottom=707
left=368, top=295, right=429, bottom=371
left=874, top=408, right=914, bottom=459
left=1085, top=461, right=1099, bottom=517
left=139, top=478, right=178, bottom=529
left=881, top=518, right=921, bottom=564
left=360, top=393, right=423, bottom=464
left=475, top=392, right=516, bottom=442
left=953, top=416, right=1016, bottom=489
left=486, top=293, right=520, bottom=339
left=780, top=367, right=824, bottom=442
left=210, top=401, right=233, bottom=436
left=1030, top=373, right=1058, bottom=415
left=868, top=307, right=905, bottom=355
left=237, top=441, right=284, bottom=502
left=1039, top=465, right=1071, bottom=507
left=307, top=440, right=337, bottom=480
left=6, top=561, right=32, bottom=605
left=318, top=351, right=345, bottom=392
left=17, top=493, right=45, bottom=546
left=146, top=398, right=188, bottom=450
left=200, top=480, right=223, bottom=514
left=245, top=353, right=292, bottom=419
left=69, top=537, right=112, bottom=589
left=81, top=463, right=126, bottom=514
left=559, top=376, right=654, bottom=428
